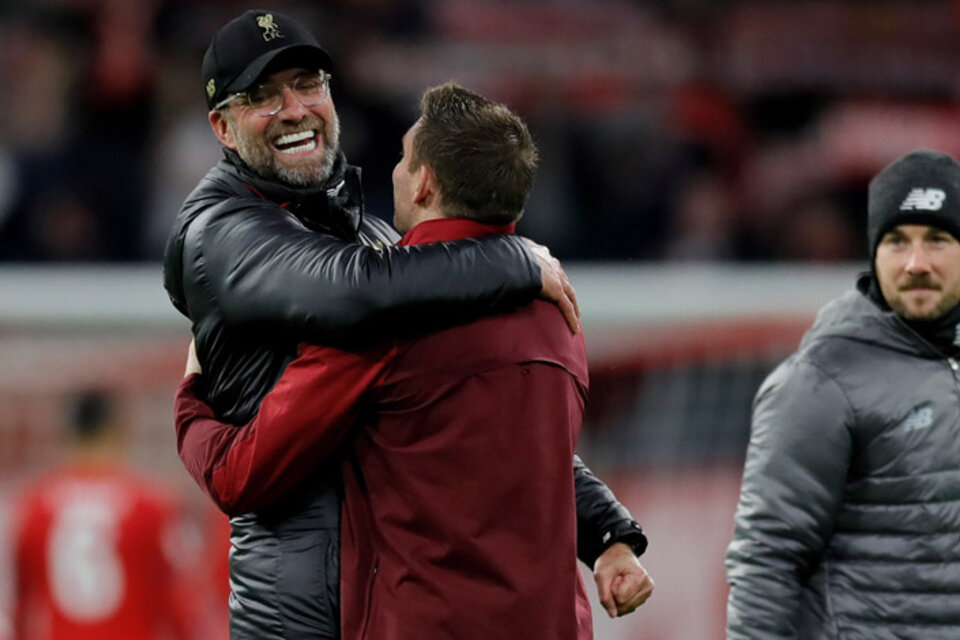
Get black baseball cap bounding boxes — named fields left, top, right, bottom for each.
left=202, top=9, right=333, bottom=109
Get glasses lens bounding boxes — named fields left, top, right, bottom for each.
left=243, top=72, right=330, bottom=116
left=292, top=73, right=328, bottom=106
left=245, top=85, right=280, bottom=113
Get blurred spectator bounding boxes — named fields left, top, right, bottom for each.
left=570, top=115, right=686, bottom=260
left=142, top=47, right=221, bottom=258
left=775, top=196, right=861, bottom=262
left=0, top=9, right=79, bottom=260
left=663, top=168, right=737, bottom=261
left=0, top=1, right=159, bottom=262
left=11, top=389, right=199, bottom=640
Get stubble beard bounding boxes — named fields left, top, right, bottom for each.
left=889, top=287, right=960, bottom=321
left=228, top=110, right=341, bottom=188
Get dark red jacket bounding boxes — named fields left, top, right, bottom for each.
left=177, top=218, right=593, bottom=639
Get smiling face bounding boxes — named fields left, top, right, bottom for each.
left=210, top=67, right=340, bottom=187
left=875, top=224, right=960, bottom=321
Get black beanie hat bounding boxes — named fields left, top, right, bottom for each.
left=867, top=150, right=960, bottom=258
left=201, top=10, right=333, bottom=110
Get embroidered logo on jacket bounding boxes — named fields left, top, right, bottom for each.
left=899, top=406, right=934, bottom=432
left=900, top=188, right=946, bottom=211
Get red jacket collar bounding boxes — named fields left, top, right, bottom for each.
left=397, top=218, right=516, bottom=246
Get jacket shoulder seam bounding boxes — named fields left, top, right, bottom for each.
left=795, top=339, right=859, bottom=430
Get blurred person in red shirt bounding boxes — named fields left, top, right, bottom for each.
left=12, top=390, right=196, bottom=640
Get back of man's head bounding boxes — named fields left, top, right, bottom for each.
left=868, top=150, right=960, bottom=259
left=69, top=389, right=117, bottom=446
left=411, top=82, right=538, bottom=225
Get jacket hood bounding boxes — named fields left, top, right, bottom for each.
left=799, top=272, right=939, bottom=359
left=218, top=148, right=364, bottom=231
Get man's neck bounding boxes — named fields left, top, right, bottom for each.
left=402, top=207, right=445, bottom=231
left=902, top=301, right=960, bottom=356
left=398, top=217, right=517, bottom=246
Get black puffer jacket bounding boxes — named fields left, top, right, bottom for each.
left=164, top=151, right=645, bottom=639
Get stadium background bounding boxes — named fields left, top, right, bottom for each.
left=0, top=0, right=958, bottom=638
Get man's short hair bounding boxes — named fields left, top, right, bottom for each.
left=69, top=389, right=115, bottom=443
left=411, top=81, right=538, bottom=225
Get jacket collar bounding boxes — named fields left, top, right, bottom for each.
left=801, top=273, right=951, bottom=359
left=398, top=218, right=515, bottom=246
left=221, top=147, right=364, bottom=236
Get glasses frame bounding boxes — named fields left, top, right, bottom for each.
left=214, top=70, right=332, bottom=117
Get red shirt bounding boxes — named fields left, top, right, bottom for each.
left=176, top=218, right=593, bottom=639
left=12, top=464, right=193, bottom=640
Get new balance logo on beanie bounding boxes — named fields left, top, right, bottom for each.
left=900, top=188, right=946, bottom=212
left=867, top=150, right=960, bottom=257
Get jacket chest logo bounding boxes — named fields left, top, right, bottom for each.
left=899, top=406, right=934, bottom=432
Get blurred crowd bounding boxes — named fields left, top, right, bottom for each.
left=0, top=0, right=959, bottom=263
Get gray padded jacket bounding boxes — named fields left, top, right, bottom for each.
left=726, top=280, right=960, bottom=640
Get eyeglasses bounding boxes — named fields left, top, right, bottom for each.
left=215, top=70, right=332, bottom=117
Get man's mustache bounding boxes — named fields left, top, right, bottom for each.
left=900, top=277, right=941, bottom=291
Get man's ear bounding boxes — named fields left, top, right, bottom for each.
left=414, top=164, right=437, bottom=206
left=209, top=110, right=237, bottom=150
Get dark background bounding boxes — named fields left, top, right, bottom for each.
left=2, top=0, right=958, bottom=264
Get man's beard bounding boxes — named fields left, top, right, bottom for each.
left=228, top=110, right=341, bottom=188
left=888, top=275, right=960, bottom=321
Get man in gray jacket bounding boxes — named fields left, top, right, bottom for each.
left=726, top=149, right=960, bottom=639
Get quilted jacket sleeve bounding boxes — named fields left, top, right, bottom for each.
left=574, top=454, right=648, bottom=567
left=725, top=357, right=853, bottom=639
left=179, top=204, right=540, bottom=340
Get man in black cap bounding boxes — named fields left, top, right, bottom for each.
left=726, top=149, right=960, bottom=638
left=164, top=9, right=650, bottom=639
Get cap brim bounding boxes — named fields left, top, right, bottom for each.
left=225, top=44, right=333, bottom=93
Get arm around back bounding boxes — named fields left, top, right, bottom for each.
left=179, top=203, right=540, bottom=341
left=174, top=341, right=392, bottom=516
